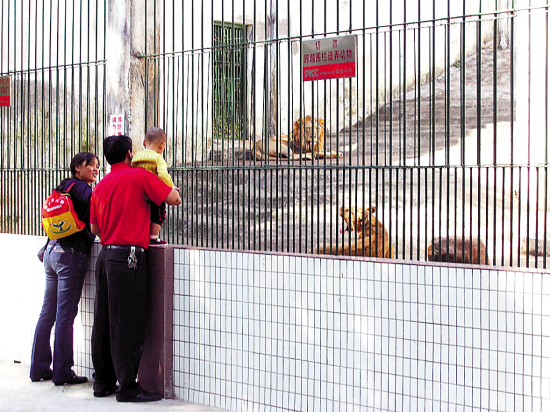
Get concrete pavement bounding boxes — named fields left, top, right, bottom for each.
left=0, top=361, right=229, bottom=412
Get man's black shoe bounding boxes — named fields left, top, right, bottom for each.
left=53, top=370, right=88, bottom=386
left=116, top=385, right=163, bottom=403
left=30, top=369, right=53, bottom=382
left=93, top=384, right=119, bottom=397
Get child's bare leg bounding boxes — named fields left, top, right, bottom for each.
left=150, top=222, right=161, bottom=238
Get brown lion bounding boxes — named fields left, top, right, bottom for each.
left=428, top=236, right=488, bottom=265
left=315, top=206, right=395, bottom=258
left=254, top=116, right=341, bottom=160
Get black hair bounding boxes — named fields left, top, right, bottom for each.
left=103, top=135, right=132, bottom=165
left=56, top=151, right=99, bottom=191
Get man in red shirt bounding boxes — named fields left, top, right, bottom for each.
left=90, top=135, right=181, bottom=403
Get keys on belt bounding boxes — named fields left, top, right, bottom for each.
left=103, top=245, right=143, bottom=269
left=127, top=246, right=138, bottom=269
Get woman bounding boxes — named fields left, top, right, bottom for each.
left=30, top=152, right=100, bottom=385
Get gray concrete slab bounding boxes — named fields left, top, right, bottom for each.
left=0, top=361, right=229, bottom=412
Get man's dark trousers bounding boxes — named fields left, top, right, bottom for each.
left=91, top=247, right=148, bottom=391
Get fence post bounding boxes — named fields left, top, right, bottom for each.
left=106, top=0, right=155, bottom=151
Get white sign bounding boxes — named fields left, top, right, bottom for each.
left=108, top=113, right=125, bottom=136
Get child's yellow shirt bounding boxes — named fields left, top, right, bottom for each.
left=131, top=149, right=175, bottom=188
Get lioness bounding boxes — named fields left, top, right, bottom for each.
left=428, top=236, right=488, bottom=264
left=315, top=206, right=395, bottom=258
left=254, top=116, right=341, bottom=160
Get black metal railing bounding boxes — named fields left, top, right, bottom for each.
left=2, top=0, right=549, bottom=269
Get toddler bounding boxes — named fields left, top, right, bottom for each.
left=132, top=127, right=178, bottom=244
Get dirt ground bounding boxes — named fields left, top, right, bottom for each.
left=185, top=47, right=547, bottom=268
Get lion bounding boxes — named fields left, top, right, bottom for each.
left=428, top=236, right=488, bottom=265
left=254, top=116, right=341, bottom=160
left=314, top=206, right=395, bottom=258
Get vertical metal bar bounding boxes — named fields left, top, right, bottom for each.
left=0, top=0, right=4, bottom=184
left=388, top=0, right=394, bottom=259
left=15, top=0, right=21, bottom=233
left=375, top=0, right=380, bottom=258
left=492, top=2, right=498, bottom=266
left=196, top=1, right=202, bottom=248
left=33, top=0, right=39, bottom=234
left=24, top=1, right=31, bottom=234
left=274, top=0, right=279, bottom=252
left=459, top=0, right=466, bottom=262
left=355, top=20, right=361, bottom=256
left=525, top=2, right=533, bottom=267
left=231, top=7, right=236, bottom=250
left=416, top=1, right=421, bottom=261
left=476, top=0, right=482, bottom=263
left=544, top=2, right=549, bottom=268
left=430, top=0, right=436, bottom=260
left=286, top=0, right=293, bottom=252
left=356, top=1, right=368, bottom=258
left=62, top=0, right=68, bottom=170
left=264, top=4, right=271, bottom=251
left=252, top=0, right=257, bottom=251
left=209, top=20, right=215, bottom=248
left=509, top=0, right=515, bottom=266
left=0, top=0, right=3, bottom=232
left=402, top=1, right=407, bottom=258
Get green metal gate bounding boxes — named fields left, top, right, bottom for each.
left=212, top=22, right=246, bottom=140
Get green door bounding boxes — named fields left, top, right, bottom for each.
left=213, top=23, right=245, bottom=140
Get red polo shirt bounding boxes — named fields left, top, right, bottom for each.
left=90, top=162, right=172, bottom=249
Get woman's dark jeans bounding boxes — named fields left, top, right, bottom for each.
left=30, top=243, right=89, bottom=382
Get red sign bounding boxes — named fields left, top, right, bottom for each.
left=302, top=35, right=357, bottom=81
left=303, top=61, right=356, bottom=81
left=0, top=76, right=11, bottom=106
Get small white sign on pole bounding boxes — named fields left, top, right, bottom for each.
left=108, top=113, right=125, bottom=136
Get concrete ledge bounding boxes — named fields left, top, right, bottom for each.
left=139, top=245, right=175, bottom=398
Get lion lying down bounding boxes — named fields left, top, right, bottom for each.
left=428, top=236, right=488, bottom=264
left=314, top=206, right=395, bottom=258
left=254, top=116, right=342, bottom=160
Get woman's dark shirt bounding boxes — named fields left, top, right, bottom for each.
left=55, top=178, right=95, bottom=254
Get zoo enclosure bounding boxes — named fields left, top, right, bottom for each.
left=1, top=0, right=549, bottom=269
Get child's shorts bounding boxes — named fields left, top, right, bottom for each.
left=151, top=201, right=167, bottom=225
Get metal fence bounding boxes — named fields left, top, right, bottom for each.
left=1, top=0, right=549, bottom=269
left=0, top=0, right=106, bottom=235
left=149, top=0, right=548, bottom=268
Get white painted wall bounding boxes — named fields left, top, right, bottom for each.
left=174, top=247, right=550, bottom=411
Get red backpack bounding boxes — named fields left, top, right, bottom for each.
left=42, top=182, right=85, bottom=239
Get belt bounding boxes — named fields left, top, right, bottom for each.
left=103, top=245, right=146, bottom=253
